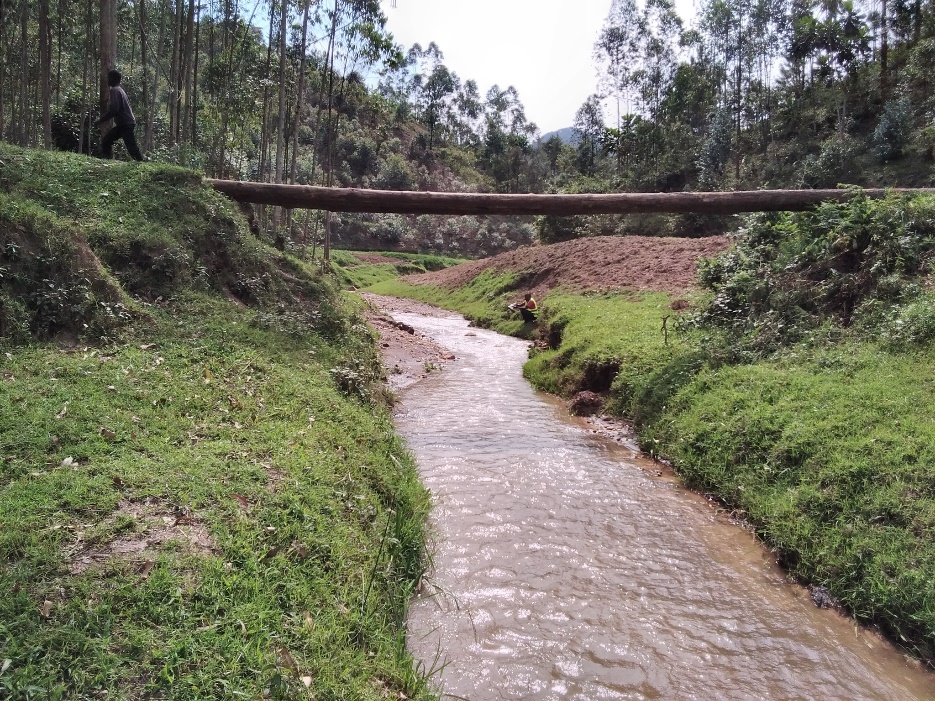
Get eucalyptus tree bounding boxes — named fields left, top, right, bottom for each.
left=419, top=62, right=458, bottom=148
left=594, top=0, right=642, bottom=131
left=482, top=84, right=538, bottom=191
left=573, top=94, right=605, bottom=176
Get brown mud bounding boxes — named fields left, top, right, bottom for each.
left=404, top=234, right=730, bottom=298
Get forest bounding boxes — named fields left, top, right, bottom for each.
left=2, top=0, right=935, bottom=249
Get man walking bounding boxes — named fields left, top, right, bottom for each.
left=95, top=70, right=145, bottom=161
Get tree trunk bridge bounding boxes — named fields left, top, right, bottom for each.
left=208, top=180, right=935, bottom=216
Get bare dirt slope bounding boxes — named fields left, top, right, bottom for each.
left=404, top=235, right=731, bottom=297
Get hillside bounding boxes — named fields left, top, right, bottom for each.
left=0, top=145, right=434, bottom=700
left=405, top=235, right=730, bottom=297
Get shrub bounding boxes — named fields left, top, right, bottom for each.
left=800, top=134, right=860, bottom=188
left=374, top=154, right=415, bottom=191
left=873, top=97, right=912, bottom=162
left=692, top=193, right=935, bottom=355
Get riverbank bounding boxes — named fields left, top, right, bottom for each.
left=357, top=293, right=458, bottom=391
left=0, top=146, right=434, bottom=699
left=350, top=209, right=935, bottom=667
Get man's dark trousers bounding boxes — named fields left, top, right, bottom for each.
left=102, top=124, right=144, bottom=161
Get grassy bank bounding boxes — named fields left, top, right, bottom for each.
left=641, top=342, right=935, bottom=656
left=0, top=146, right=433, bottom=699
left=349, top=196, right=935, bottom=665
left=331, top=251, right=465, bottom=291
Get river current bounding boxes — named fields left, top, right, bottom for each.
left=392, top=309, right=934, bottom=700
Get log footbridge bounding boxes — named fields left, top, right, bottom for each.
left=208, top=180, right=935, bottom=216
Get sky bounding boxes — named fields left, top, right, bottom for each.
left=379, top=0, right=697, bottom=137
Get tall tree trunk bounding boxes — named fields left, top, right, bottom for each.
left=18, top=0, right=27, bottom=145
left=168, top=0, right=181, bottom=145
left=209, top=182, right=935, bottom=216
left=273, top=0, right=288, bottom=240
left=0, top=0, right=6, bottom=140
left=139, top=0, right=150, bottom=148
left=881, top=0, right=889, bottom=98
left=322, top=0, right=340, bottom=262
left=191, top=0, right=200, bottom=147
left=81, top=0, right=94, bottom=152
left=273, top=0, right=289, bottom=235
left=99, top=0, right=116, bottom=124
left=258, top=0, right=276, bottom=185
left=148, top=0, right=169, bottom=152
left=56, top=0, right=65, bottom=107
left=289, top=0, right=310, bottom=185
left=180, top=0, right=194, bottom=144
left=734, top=13, right=743, bottom=183
left=275, top=0, right=287, bottom=185
left=39, top=0, right=51, bottom=147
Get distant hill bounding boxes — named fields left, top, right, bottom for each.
left=539, top=127, right=578, bottom=145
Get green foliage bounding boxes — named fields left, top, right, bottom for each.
left=0, top=145, right=334, bottom=346
left=697, top=108, right=733, bottom=190
left=873, top=97, right=913, bottom=163
left=874, top=290, right=935, bottom=346
left=0, top=148, right=434, bottom=699
left=534, top=178, right=612, bottom=243
left=331, top=250, right=466, bottom=290
left=692, top=193, right=935, bottom=356
left=643, top=344, right=935, bottom=660
left=373, top=154, right=416, bottom=191
left=523, top=293, right=683, bottom=402
left=800, top=134, right=860, bottom=188
left=0, top=194, right=131, bottom=341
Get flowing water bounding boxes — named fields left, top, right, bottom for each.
left=393, top=310, right=935, bottom=701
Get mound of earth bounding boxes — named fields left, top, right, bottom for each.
left=404, top=235, right=730, bottom=296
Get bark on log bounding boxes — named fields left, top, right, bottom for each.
left=207, top=180, right=935, bottom=216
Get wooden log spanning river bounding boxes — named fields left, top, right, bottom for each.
left=208, top=179, right=935, bottom=216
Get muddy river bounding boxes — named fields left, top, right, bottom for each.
left=391, top=310, right=935, bottom=700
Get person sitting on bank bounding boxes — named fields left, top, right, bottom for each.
left=94, top=69, right=145, bottom=161
left=513, top=293, right=539, bottom=323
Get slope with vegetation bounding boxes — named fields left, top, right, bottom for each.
left=355, top=194, right=935, bottom=667
left=0, top=145, right=434, bottom=700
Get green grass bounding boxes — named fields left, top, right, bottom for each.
left=331, top=250, right=465, bottom=291
left=642, top=342, right=935, bottom=660
left=522, top=292, right=688, bottom=402
left=0, top=299, right=435, bottom=701
left=0, top=146, right=436, bottom=700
